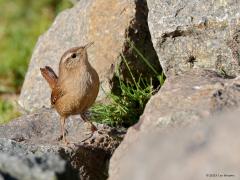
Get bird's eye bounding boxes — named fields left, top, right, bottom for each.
left=71, top=53, right=77, bottom=58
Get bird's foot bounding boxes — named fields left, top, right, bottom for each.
left=56, top=135, right=70, bottom=146
left=81, top=133, right=94, bottom=143
left=91, top=123, right=98, bottom=132
left=63, top=138, right=70, bottom=145
left=57, top=136, right=70, bottom=146
left=56, top=129, right=68, bottom=141
left=83, top=121, right=98, bottom=132
left=81, top=124, right=98, bottom=143
left=81, top=128, right=109, bottom=144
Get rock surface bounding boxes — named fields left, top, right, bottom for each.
left=0, top=142, right=77, bottom=180
left=13, top=0, right=240, bottom=179
left=147, top=0, right=240, bottom=77
left=109, top=69, right=240, bottom=179
left=0, top=108, right=125, bottom=180
left=19, top=0, right=159, bottom=112
left=108, top=108, right=240, bottom=180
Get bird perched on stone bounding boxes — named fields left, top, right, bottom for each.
left=40, top=42, right=99, bottom=144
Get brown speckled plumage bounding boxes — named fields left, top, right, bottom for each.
left=40, top=43, right=99, bottom=144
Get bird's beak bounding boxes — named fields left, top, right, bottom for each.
left=84, top=42, right=94, bottom=49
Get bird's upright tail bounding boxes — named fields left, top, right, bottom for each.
left=40, top=66, right=58, bottom=90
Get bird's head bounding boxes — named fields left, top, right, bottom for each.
left=59, top=42, right=94, bottom=70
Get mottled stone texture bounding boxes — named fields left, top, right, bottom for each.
left=0, top=108, right=125, bottom=180
left=109, top=1, right=240, bottom=175
left=0, top=142, right=78, bottom=180
left=19, top=0, right=159, bottom=112
left=109, top=109, right=240, bottom=180
left=109, top=70, right=240, bottom=179
left=147, top=0, right=240, bottom=77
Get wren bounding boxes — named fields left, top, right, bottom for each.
left=40, top=42, right=99, bottom=144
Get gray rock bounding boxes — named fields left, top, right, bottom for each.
left=0, top=108, right=125, bottom=180
left=147, top=0, right=240, bottom=77
left=137, top=70, right=240, bottom=131
left=19, top=0, right=159, bottom=112
left=109, top=108, right=240, bottom=180
left=109, top=69, right=240, bottom=179
left=0, top=143, right=77, bottom=180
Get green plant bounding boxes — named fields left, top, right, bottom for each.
left=0, top=99, right=20, bottom=124
left=0, top=0, right=72, bottom=123
left=90, top=43, right=165, bottom=127
left=127, top=40, right=165, bottom=86
left=91, top=77, right=155, bottom=127
left=0, top=0, right=72, bottom=93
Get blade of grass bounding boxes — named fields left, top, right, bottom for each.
left=127, top=40, right=159, bottom=75
left=121, top=53, right=139, bottom=90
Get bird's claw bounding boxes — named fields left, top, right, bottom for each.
left=56, top=129, right=68, bottom=141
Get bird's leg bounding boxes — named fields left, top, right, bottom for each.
left=81, top=113, right=97, bottom=132
left=80, top=113, right=98, bottom=142
left=60, top=116, right=69, bottom=145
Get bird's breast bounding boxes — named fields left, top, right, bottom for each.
left=55, top=67, right=99, bottom=116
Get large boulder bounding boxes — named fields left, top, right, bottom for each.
left=108, top=108, right=240, bottom=180
left=0, top=141, right=78, bottom=180
left=147, top=0, right=240, bottom=77
left=0, top=108, right=125, bottom=180
left=109, top=69, right=240, bottom=179
left=108, top=0, right=240, bottom=177
left=19, top=0, right=159, bottom=112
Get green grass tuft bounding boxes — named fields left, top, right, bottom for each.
left=91, top=78, right=156, bottom=127
left=90, top=43, right=165, bottom=127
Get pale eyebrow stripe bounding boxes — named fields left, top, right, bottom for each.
left=62, top=53, right=73, bottom=62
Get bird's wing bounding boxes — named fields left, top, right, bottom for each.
left=40, top=66, right=58, bottom=90
left=51, top=86, right=64, bottom=105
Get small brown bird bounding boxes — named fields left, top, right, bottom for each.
left=40, top=42, right=99, bottom=144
